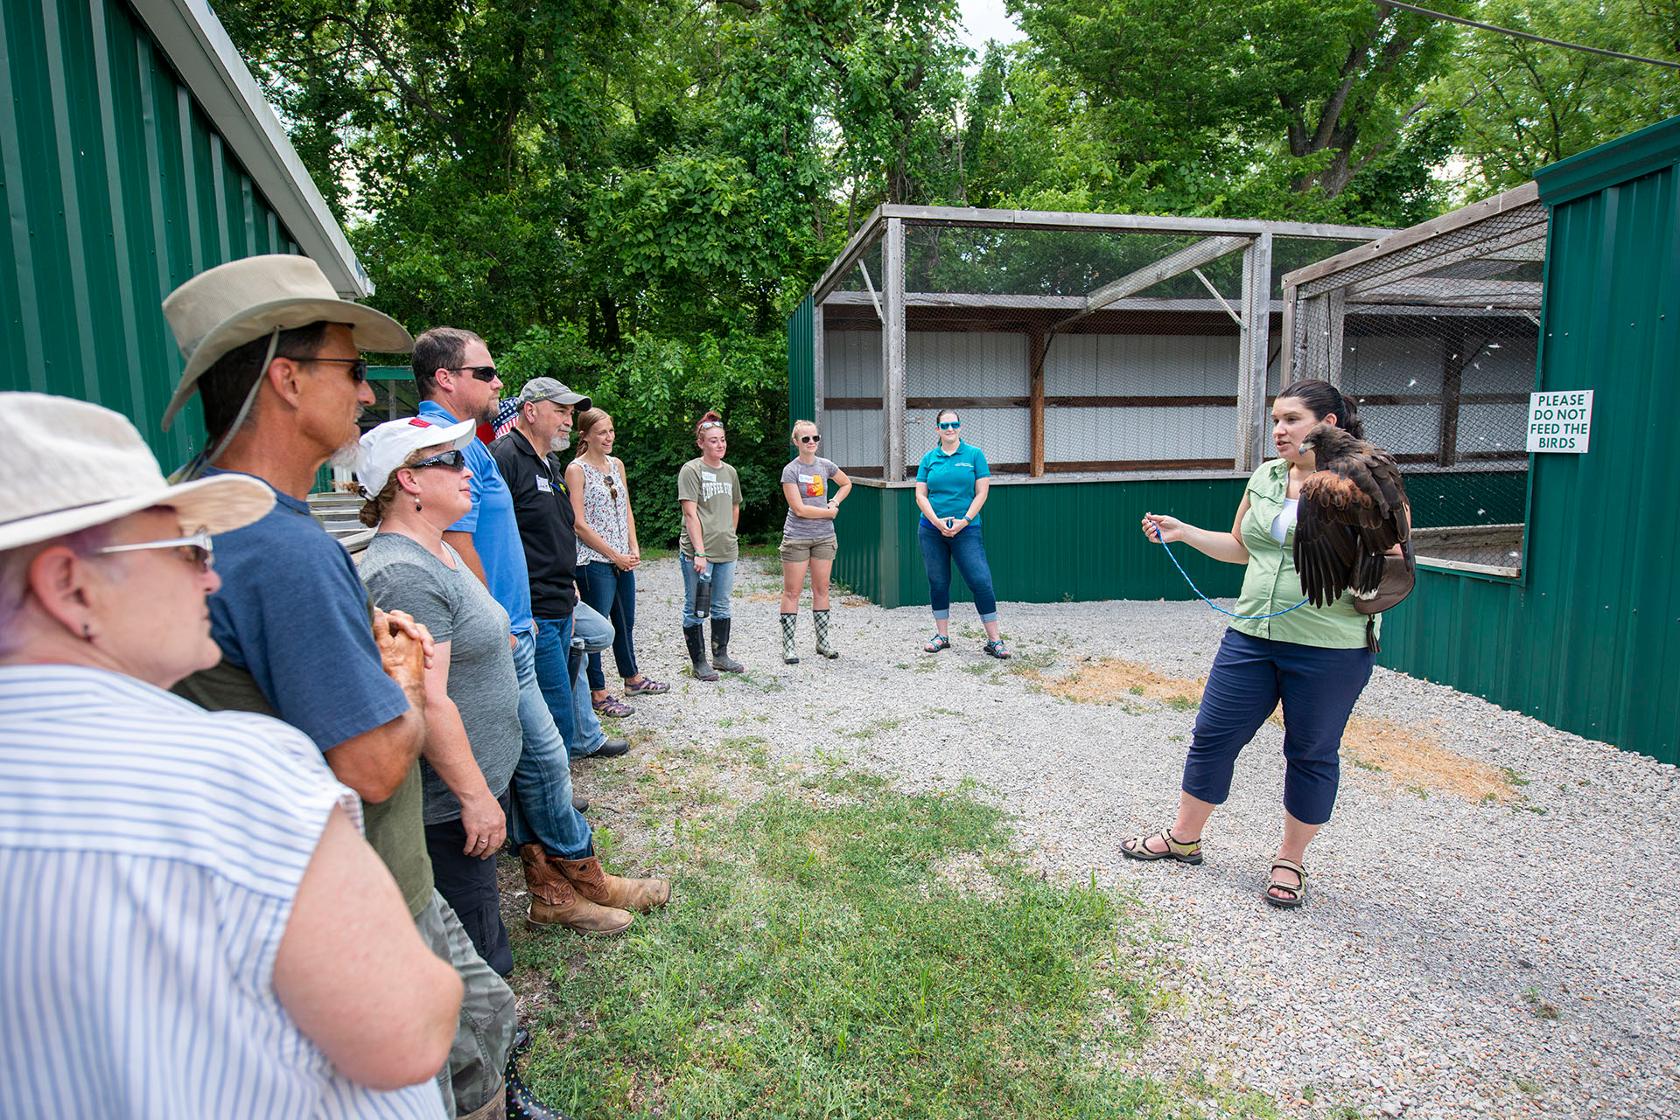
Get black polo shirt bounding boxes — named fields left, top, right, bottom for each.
left=489, top=427, right=578, bottom=619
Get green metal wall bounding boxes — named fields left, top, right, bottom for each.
left=1379, top=116, right=1680, bottom=765
left=834, top=468, right=1522, bottom=610
left=834, top=477, right=1250, bottom=609
left=0, top=0, right=302, bottom=468
left=785, top=294, right=815, bottom=430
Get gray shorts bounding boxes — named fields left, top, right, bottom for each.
left=780, top=534, right=838, bottom=563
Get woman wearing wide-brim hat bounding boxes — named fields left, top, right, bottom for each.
left=0, top=392, right=461, bottom=1115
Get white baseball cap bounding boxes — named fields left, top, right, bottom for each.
left=0, top=392, right=274, bottom=552
left=356, top=415, right=478, bottom=497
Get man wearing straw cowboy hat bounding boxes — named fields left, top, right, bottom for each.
left=0, top=392, right=461, bottom=1116
left=157, top=255, right=555, bottom=1119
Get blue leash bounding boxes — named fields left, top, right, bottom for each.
left=1150, top=528, right=1309, bottom=620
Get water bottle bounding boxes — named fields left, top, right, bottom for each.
left=694, top=563, right=713, bottom=619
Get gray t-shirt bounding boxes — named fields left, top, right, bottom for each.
left=780, top=456, right=840, bottom=541
left=360, top=533, right=522, bottom=825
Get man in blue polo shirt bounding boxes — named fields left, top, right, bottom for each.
left=414, top=328, right=669, bottom=935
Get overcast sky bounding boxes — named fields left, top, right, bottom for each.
left=957, top=0, right=1026, bottom=55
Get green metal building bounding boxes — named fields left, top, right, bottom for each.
left=1, top=0, right=370, bottom=464
left=1373, top=117, right=1680, bottom=765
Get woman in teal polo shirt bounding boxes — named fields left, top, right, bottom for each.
left=914, top=409, right=1010, bottom=658
left=1122, top=380, right=1379, bottom=910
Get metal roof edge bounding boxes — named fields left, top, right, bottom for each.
left=1534, top=114, right=1680, bottom=210
left=129, top=0, right=373, bottom=297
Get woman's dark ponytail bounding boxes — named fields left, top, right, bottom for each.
left=1278, top=378, right=1363, bottom=440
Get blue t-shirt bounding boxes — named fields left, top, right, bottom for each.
left=916, top=441, right=991, bottom=527
left=418, top=400, right=534, bottom=635
left=197, top=471, right=409, bottom=751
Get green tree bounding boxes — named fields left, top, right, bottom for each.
left=1431, top=0, right=1680, bottom=193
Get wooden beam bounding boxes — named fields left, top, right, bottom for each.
left=881, top=218, right=907, bottom=483
left=1236, top=233, right=1272, bottom=471
left=1341, top=222, right=1548, bottom=299
left=876, top=203, right=1391, bottom=242
left=1439, top=326, right=1467, bottom=467
left=1085, top=235, right=1252, bottom=312
left=1028, top=330, right=1046, bottom=477
left=1326, top=289, right=1346, bottom=389
left=812, top=206, right=886, bottom=303
left=1281, top=182, right=1541, bottom=290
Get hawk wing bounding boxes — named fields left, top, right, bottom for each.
left=1295, top=442, right=1412, bottom=603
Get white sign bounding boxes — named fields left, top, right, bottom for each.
left=1526, top=389, right=1593, bottom=454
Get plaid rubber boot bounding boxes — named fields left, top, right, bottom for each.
left=813, top=609, right=839, bottom=659
left=780, top=612, right=799, bottom=664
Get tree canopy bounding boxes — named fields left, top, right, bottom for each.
left=219, top=0, right=1676, bottom=539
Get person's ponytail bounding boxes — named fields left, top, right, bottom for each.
left=1336, top=391, right=1365, bottom=440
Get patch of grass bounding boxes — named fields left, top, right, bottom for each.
left=1163, top=696, right=1198, bottom=712
left=913, top=658, right=938, bottom=673
left=513, top=768, right=1185, bottom=1119
left=1522, top=987, right=1560, bottom=1020
left=1342, top=716, right=1520, bottom=804
left=1042, top=658, right=1205, bottom=709
left=1512, top=1076, right=1543, bottom=1096
left=1501, top=766, right=1531, bottom=788
left=845, top=716, right=902, bottom=740
left=1349, top=756, right=1385, bottom=773
left=961, top=662, right=991, bottom=676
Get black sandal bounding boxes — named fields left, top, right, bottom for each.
left=1264, top=857, right=1308, bottom=909
left=1120, top=828, right=1203, bottom=865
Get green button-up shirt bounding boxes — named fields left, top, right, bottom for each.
left=1227, top=459, right=1378, bottom=650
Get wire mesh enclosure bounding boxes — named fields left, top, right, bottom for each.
left=808, top=207, right=1389, bottom=483
left=1282, top=184, right=1546, bottom=574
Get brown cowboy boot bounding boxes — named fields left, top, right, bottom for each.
left=518, top=844, right=633, bottom=935
left=554, top=854, right=671, bottom=913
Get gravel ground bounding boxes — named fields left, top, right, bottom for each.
left=587, top=554, right=1680, bottom=1120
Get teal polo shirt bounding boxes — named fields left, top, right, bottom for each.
left=916, top=441, right=990, bottom=526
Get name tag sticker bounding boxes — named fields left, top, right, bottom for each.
left=534, top=476, right=553, bottom=493
left=701, top=471, right=718, bottom=482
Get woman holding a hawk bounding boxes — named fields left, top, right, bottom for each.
left=1124, top=379, right=1412, bottom=909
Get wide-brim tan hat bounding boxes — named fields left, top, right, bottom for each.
left=160, top=254, right=413, bottom=431
left=0, top=392, right=275, bottom=552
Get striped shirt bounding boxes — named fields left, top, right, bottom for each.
left=0, top=665, right=446, bottom=1119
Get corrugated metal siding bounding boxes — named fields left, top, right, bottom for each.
left=1382, top=139, right=1680, bottom=765
left=834, top=477, right=1250, bottom=609
left=785, top=294, right=814, bottom=430
left=0, top=0, right=302, bottom=467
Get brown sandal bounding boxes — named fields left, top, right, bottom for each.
left=1121, top=828, right=1203, bottom=865
left=1264, top=857, right=1308, bottom=909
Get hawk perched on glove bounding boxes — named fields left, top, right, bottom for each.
left=1292, top=423, right=1414, bottom=609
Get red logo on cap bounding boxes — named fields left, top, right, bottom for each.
left=408, top=418, right=433, bottom=428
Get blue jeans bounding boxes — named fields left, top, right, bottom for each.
left=679, top=556, right=736, bottom=628
left=917, top=520, right=999, bottom=622
left=576, top=561, right=640, bottom=692
left=508, top=629, right=593, bottom=859
left=1182, top=629, right=1375, bottom=826
left=533, top=608, right=612, bottom=759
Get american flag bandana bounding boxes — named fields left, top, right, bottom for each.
left=490, top=398, right=520, bottom=440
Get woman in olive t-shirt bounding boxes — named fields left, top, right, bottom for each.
left=677, top=410, right=741, bottom=681
left=1123, top=380, right=1385, bottom=911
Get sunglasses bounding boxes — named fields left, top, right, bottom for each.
left=283, top=355, right=367, bottom=383
left=448, top=365, right=499, bottom=383
left=603, top=472, right=620, bottom=505
left=797, top=434, right=822, bottom=444
left=408, top=449, right=468, bottom=472
left=95, top=529, right=215, bottom=573
left=937, top=420, right=961, bottom=430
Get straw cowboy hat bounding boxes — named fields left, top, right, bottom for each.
left=159, top=254, right=413, bottom=431
left=0, top=393, right=274, bottom=552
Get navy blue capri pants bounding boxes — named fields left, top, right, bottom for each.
left=1182, top=629, right=1375, bottom=826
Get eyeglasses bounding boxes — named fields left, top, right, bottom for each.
left=407, top=449, right=468, bottom=472
left=282, top=355, right=367, bottom=383
left=797, top=434, right=822, bottom=444
left=448, top=366, right=499, bottom=383
left=95, top=529, right=215, bottom=573
left=937, top=420, right=961, bottom=430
